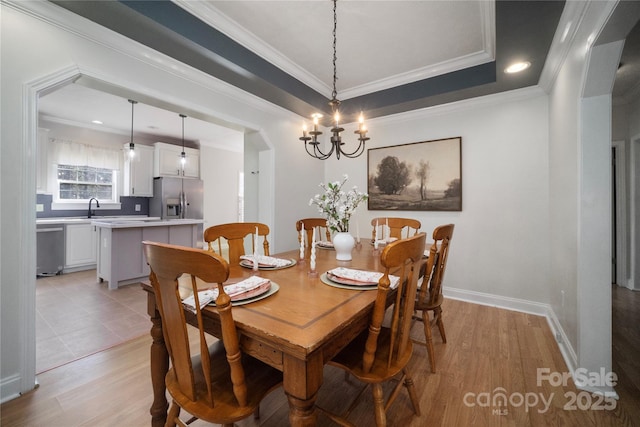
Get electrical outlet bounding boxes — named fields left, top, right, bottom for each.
left=36, top=204, right=44, bottom=212
left=135, top=204, right=141, bottom=212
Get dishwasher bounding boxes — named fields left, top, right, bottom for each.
left=36, top=224, right=64, bottom=277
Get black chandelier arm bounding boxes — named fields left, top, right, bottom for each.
left=337, top=139, right=367, bottom=159
left=304, top=140, right=335, bottom=160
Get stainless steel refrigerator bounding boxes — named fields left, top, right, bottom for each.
left=150, top=177, right=204, bottom=220
left=150, top=177, right=204, bottom=247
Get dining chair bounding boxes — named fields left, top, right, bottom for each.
left=370, top=217, right=421, bottom=241
left=319, top=232, right=426, bottom=427
left=412, top=223, right=454, bottom=373
left=142, top=241, right=282, bottom=427
left=204, top=222, right=270, bottom=265
left=296, top=218, right=331, bottom=247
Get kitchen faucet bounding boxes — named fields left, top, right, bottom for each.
left=88, top=197, right=100, bottom=218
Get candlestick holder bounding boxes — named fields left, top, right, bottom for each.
left=308, top=266, right=318, bottom=278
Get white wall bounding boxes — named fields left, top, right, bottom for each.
left=326, top=90, right=551, bottom=304
left=200, top=144, right=243, bottom=231
left=547, top=1, right=621, bottom=395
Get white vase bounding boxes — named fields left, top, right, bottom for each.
left=333, top=232, right=355, bottom=261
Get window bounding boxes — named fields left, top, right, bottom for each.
left=56, top=164, right=117, bottom=202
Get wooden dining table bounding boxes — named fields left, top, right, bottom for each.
left=142, top=241, right=393, bottom=427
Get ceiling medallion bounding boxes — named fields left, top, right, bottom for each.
left=299, top=0, right=369, bottom=160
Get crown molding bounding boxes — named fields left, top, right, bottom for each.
left=370, top=85, right=546, bottom=127
left=176, top=0, right=496, bottom=101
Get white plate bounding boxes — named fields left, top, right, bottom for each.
left=239, top=258, right=296, bottom=270
left=320, top=273, right=378, bottom=291
left=209, top=282, right=280, bottom=306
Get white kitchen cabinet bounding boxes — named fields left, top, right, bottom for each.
left=64, top=223, right=97, bottom=271
left=123, top=144, right=154, bottom=196
left=154, top=142, right=200, bottom=178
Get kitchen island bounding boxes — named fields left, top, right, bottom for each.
left=93, top=218, right=204, bottom=289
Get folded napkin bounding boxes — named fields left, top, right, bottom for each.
left=240, top=254, right=292, bottom=267
left=316, top=240, right=334, bottom=248
left=182, top=276, right=271, bottom=312
left=328, top=267, right=400, bottom=289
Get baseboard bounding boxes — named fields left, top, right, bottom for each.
left=0, top=373, right=22, bottom=404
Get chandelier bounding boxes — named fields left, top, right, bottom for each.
left=299, top=0, right=369, bottom=160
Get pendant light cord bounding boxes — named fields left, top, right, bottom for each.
left=331, top=0, right=338, bottom=103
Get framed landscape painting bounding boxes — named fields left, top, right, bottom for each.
left=367, top=137, right=462, bottom=211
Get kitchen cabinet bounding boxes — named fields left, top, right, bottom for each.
left=154, top=142, right=200, bottom=178
left=64, top=223, right=97, bottom=271
left=123, top=144, right=154, bottom=196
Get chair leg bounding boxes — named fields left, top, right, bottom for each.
left=435, top=307, right=447, bottom=343
left=422, top=311, right=436, bottom=373
left=165, top=402, right=181, bottom=427
left=403, top=369, right=421, bottom=416
left=371, top=383, right=387, bottom=427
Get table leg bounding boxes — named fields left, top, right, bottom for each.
left=283, top=353, right=323, bottom=426
left=149, top=306, right=169, bottom=427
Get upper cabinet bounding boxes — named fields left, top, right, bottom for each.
left=123, top=144, right=154, bottom=197
left=153, top=142, right=200, bottom=178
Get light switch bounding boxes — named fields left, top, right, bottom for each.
left=135, top=204, right=141, bottom=212
left=36, top=204, right=44, bottom=212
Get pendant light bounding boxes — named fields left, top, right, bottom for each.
left=179, top=114, right=187, bottom=168
left=127, top=99, right=137, bottom=158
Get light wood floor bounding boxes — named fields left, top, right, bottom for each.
left=2, top=289, right=638, bottom=426
left=35, top=270, right=149, bottom=373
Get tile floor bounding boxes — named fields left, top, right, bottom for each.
left=35, top=269, right=150, bottom=374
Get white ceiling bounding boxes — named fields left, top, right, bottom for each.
left=38, top=83, right=242, bottom=147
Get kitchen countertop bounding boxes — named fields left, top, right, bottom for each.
left=36, top=216, right=160, bottom=225
left=91, top=218, right=204, bottom=229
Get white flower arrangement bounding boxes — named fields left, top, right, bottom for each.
left=309, top=174, right=368, bottom=233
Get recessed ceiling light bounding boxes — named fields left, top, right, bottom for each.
left=91, top=120, right=103, bottom=125
left=505, top=61, right=531, bottom=74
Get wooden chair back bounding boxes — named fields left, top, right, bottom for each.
left=142, top=241, right=245, bottom=406
left=371, top=217, right=421, bottom=241
left=417, top=224, right=454, bottom=307
left=296, top=218, right=331, bottom=247
left=204, top=222, right=270, bottom=265
left=364, top=232, right=427, bottom=373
